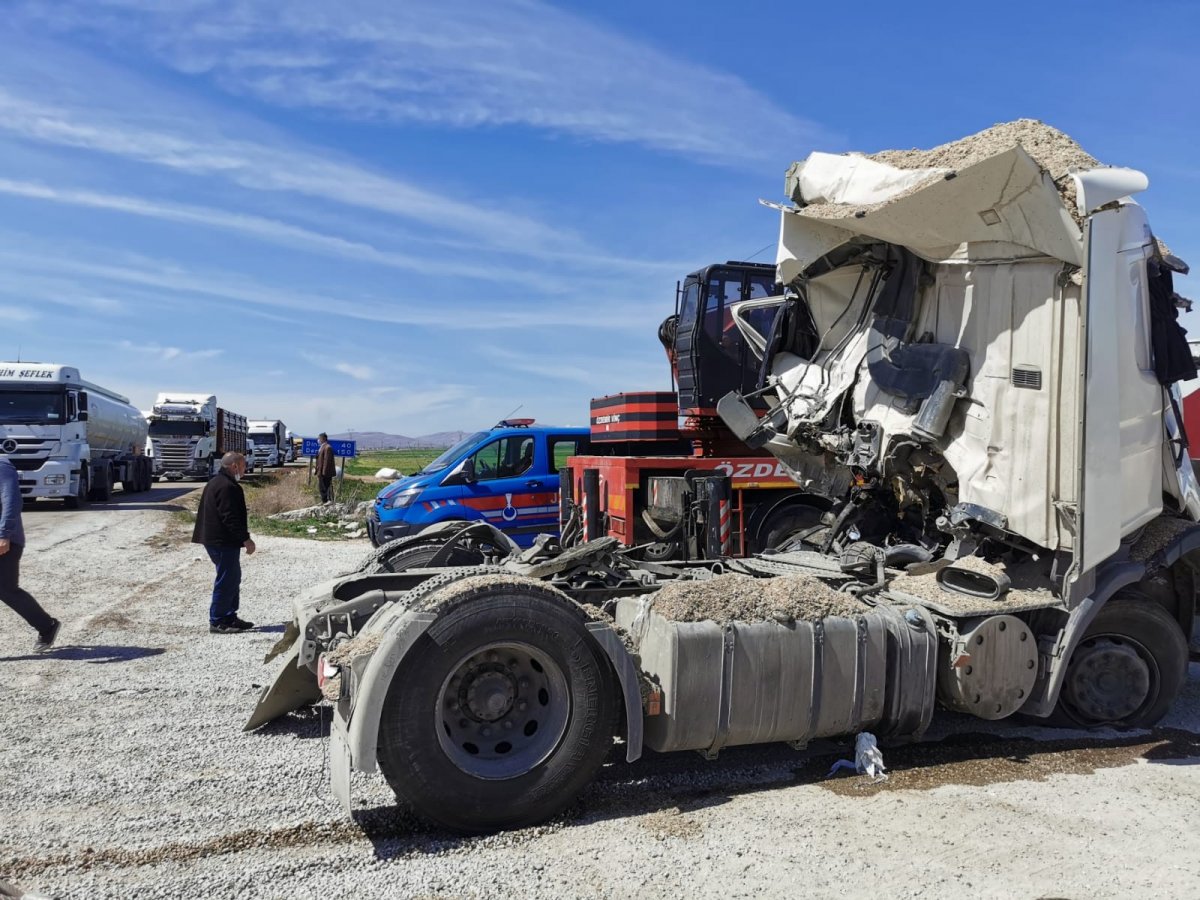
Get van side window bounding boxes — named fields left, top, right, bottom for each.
left=468, top=435, right=535, bottom=481
left=549, top=436, right=588, bottom=473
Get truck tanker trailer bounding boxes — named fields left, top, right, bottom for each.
left=0, top=363, right=153, bottom=506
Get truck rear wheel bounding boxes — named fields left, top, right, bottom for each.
left=377, top=586, right=618, bottom=832
left=1053, top=592, right=1189, bottom=728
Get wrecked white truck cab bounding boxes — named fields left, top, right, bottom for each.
left=723, top=129, right=1199, bottom=602
left=250, top=123, right=1199, bottom=834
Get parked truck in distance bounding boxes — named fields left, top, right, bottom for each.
left=248, top=420, right=287, bottom=469
left=0, top=363, right=153, bottom=506
left=148, top=394, right=248, bottom=481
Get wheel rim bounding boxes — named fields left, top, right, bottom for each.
left=436, top=641, right=570, bottom=780
left=1061, top=634, right=1157, bottom=725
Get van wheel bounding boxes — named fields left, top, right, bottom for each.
left=1053, top=592, right=1189, bottom=728
left=377, top=582, right=618, bottom=832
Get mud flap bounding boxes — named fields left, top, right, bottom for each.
left=330, top=712, right=352, bottom=815
left=243, top=643, right=322, bottom=731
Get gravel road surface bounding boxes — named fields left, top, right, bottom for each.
left=2, top=488, right=1198, bottom=899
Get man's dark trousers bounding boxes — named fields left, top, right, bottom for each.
left=319, top=476, right=333, bottom=502
left=205, top=545, right=242, bottom=624
left=0, top=544, right=54, bottom=633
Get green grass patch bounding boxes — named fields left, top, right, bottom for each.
left=341, top=448, right=446, bottom=477
left=249, top=515, right=359, bottom=541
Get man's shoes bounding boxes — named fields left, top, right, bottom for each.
left=34, top=619, right=60, bottom=652
left=209, top=617, right=255, bottom=634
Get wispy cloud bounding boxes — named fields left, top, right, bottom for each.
left=118, top=339, right=222, bottom=362
left=0, top=305, right=37, bottom=323
left=0, top=177, right=594, bottom=291
left=25, top=0, right=826, bottom=167
left=300, top=351, right=374, bottom=382
left=0, top=86, right=582, bottom=257
left=0, top=243, right=660, bottom=333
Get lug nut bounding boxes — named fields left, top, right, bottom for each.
left=517, top=701, right=528, bottom=712
left=481, top=727, right=492, bottom=737
left=519, top=678, right=529, bottom=689
left=503, top=720, right=513, bottom=730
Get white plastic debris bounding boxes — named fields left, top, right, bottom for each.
left=375, top=467, right=401, bottom=480
left=827, top=732, right=888, bottom=783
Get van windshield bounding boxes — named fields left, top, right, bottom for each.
left=421, top=432, right=488, bottom=473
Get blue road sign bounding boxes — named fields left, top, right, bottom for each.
left=302, top=438, right=357, bottom=458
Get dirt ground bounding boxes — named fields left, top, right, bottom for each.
left=1, top=486, right=1198, bottom=899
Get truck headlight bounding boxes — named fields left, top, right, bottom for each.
left=43, top=474, right=67, bottom=485
left=387, top=488, right=421, bottom=509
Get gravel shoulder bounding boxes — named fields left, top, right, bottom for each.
left=2, top=500, right=1199, bottom=899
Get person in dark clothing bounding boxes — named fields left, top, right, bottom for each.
left=315, top=432, right=337, bottom=503
left=0, top=457, right=60, bottom=650
left=192, top=452, right=256, bottom=633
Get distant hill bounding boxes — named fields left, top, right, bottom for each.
left=328, top=430, right=467, bottom=450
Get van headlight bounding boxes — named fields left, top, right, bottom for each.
left=387, top=488, right=421, bottom=509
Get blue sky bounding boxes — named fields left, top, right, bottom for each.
left=1, top=0, right=1197, bottom=437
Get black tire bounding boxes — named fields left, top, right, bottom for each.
left=377, top=583, right=619, bottom=833
left=1052, top=592, right=1189, bottom=728
left=90, top=464, right=113, bottom=502
left=758, top=503, right=825, bottom=552
left=123, top=462, right=141, bottom=494
left=369, top=542, right=484, bottom=574
left=64, top=469, right=88, bottom=509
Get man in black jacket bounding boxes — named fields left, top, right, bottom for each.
left=192, top=452, right=256, bottom=633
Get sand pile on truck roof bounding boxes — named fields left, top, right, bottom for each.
left=650, top=572, right=869, bottom=623
left=867, top=119, right=1100, bottom=180
left=795, top=120, right=1103, bottom=224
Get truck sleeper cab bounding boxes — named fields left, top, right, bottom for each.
left=367, top=422, right=589, bottom=547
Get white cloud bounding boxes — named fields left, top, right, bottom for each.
left=0, top=177, right=592, bottom=291
left=0, top=305, right=37, bottom=322
left=25, top=0, right=827, bottom=167
left=0, top=244, right=659, bottom=334
left=118, top=339, right=222, bottom=362
left=0, top=86, right=582, bottom=257
left=300, top=352, right=374, bottom=382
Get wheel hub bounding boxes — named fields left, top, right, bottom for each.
left=462, top=665, right=516, bottom=722
left=1063, top=637, right=1152, bottom=723
left=437, top=642, right=570, bottom=780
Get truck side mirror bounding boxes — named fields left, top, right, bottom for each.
left=78, top=391, right=89, bottom=422
left=442, top=458, right=475, bottom=486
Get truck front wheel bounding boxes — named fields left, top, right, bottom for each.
left=64, top=469, right=88, bottom=509
left=377, top=586, right=618, bottom=832
left=1054, top=592, right=1189, bottom=728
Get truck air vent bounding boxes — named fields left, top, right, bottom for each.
left=1011, top=366, right=1042, bottom=390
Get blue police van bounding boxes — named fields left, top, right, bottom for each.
left=366, top=420, right=589, bottom=547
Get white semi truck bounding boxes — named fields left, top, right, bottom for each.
left=248, top=420, right=288, bottom=468
left=249, top=121, right=1200, bottom=834
left=147, top=394, right=249, bottom=481
left=0, top=363, right=153, bottom=506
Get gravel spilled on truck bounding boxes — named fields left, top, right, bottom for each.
left=649, top=573, right=869, bottom=623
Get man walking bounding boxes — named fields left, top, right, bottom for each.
left=0, top=456, right=60, bottom=651
left=315, top=432, right=336, bottom=503
left=192, top=452, right=256, bottom=634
